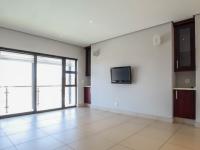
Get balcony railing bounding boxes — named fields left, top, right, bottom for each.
left=0, top=85, right=62, bottom=114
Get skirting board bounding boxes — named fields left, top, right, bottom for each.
left=77, top=103, right=86, bottom=107
left=195, top=122, right=200, bottom=128
left=77, top=103, right=90, bottom=107
left=174, top=117, right=195, bottom=126
left=90, top=105, right=173, bottom=123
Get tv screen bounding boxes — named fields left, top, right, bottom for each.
left=111, top=66, right=132, bottom=84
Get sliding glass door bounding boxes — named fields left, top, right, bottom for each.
left=0, top=51, right=34, bottom=115
left=37, top=56, right=62, bottom=111
left=0, top=48, right=77, bottom=117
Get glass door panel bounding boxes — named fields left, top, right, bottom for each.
left=179, top=28, right=191, bottom=67
left=37, top=56, right=62, bottom=111
left=0, top=51, right=34, bottom=116
left=65, top=59, right=77, bottom=107
left=6, top=87, right=32, bottom=114
left=0, top=87, right=5, bottom=115
left=65, top=74, right=75, bottom=85
left=65, top=59, right=75, bottom=71
left=65, top=87, right=76, bottom=107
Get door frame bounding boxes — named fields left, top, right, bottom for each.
left=0, top=47, right=78, bottom=119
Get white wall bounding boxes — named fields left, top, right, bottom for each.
left=195, top=15, right=200, bottom=123
left=91, top=23, right=173, bottom=120
left=0, top=27, right=85, bottom=105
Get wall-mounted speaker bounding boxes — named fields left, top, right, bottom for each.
left=93, top=49, right=101, bottom=57
left=153, top=34, right=161, bottom=46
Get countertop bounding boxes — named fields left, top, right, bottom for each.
left=173, top=87, right=196, bottom=90
left=84, top=86, right=91, bottom=87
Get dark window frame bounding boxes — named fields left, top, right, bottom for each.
left=0, top=47, right=78, bottom=118
left=64, top=59, right=77, bottom=107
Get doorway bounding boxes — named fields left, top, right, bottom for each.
left=0, top=48, right=77, bottom=118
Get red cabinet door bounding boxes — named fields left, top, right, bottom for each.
left=174, top=90, right=195, bottom=119
left=84, top=87, right=91, bottom=104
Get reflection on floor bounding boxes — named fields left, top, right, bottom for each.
left=0, top=107, right=200, bottom=150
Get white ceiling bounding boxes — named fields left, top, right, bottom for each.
left=0, top=0, right=199, bottom=47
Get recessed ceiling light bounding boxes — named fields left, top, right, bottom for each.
left=89, top=20, right=93, bottom=24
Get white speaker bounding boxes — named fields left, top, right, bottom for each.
left=93, top=49, right=101, bottom=57
left=153, top=35, right=161, bottom=46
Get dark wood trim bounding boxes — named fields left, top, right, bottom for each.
left=62, top=59, right=66, bottom=108
left=84, top=87, right=91, bottom=104
left=0, top=111, right=35, bottom=119
left=33, top=55, right=37, bottom=112
left=75, top=60, right=78, bottom=106
left=65, top=85, right=77, bottom=87
left=85, top=46, right=91, bottom=76
left=173, top=18, right=195, bottom=72
left=0, top=107, right=76, bottom=119
left=65, top=71, right=77, bottom=74
left=191, top=20, right=196, bottom=70
left=173, top=18, right=194, bottom=26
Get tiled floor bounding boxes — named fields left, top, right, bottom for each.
left=0, top=108, right=200, bottom=150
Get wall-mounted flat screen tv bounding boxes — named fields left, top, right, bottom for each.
left=111, top=66, right=132, bottom=84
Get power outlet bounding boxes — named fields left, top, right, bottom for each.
left=185, top=78, right=191, bottom=84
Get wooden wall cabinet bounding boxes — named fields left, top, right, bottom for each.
left=85, top=46, right=91, bottom=76
left=174, top=18, right=195, bottom=72
left=173, top=90, right=195, bottom=119
left=84, top=87, right=91, bottom=104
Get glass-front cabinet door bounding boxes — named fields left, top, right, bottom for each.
left=174, top=18, right=195, bottom=72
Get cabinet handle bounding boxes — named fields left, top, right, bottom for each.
left=176, top=60, right=179, bottom=69
left=175, top=91, right=178, bottom=100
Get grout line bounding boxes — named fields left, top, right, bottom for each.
left=5, top=133, right=18, bottom=150
left=157, top=124, right=184, bottom=150
left=66, top=144, right=76, bottom=150
left=2, top=108, right=190, bottom=150
left=50, top=110, right=122, bottom=149
left=3, top=109, right=115, bottom=149
left=54, top=114, right=135, bottom=149
left=105, top=120, right=154, bottom=150
left=8, top=134, right=52, bottom=148
left=159, top=125, right=195, bottom=150
left=4, top=111, right=105, bottom=137
left=65, top=116, right=132, bottom=146
left=50, top=112, right=117, bottom=135
left=67, top=120, right=140, bottom=148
